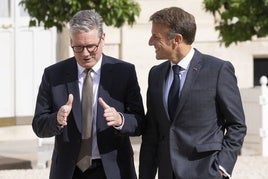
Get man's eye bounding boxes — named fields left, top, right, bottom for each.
left=86, top=45, right=95, bottom=49
left=152, top=36, right=159, bottom=40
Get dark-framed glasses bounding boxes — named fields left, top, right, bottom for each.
left=71, top=37, right=102, bottom=53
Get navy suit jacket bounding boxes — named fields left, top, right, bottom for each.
left=139, top=49, right=247, bottom=179
left=32, top=54, right=144, bottom=179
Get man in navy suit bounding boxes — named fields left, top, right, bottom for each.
left=32, top=10, right=144, bottom=179
left=139, top=7, right=246, bottom=179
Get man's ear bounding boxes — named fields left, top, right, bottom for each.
left=101, top=33, right=106, bottom=40
left=101, top=33, right=106, bottom=45
left=174, top=34, right=183, bottom=43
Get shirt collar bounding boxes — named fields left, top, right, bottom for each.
left=170, top=47, right=195, bottom=70
left=77, top=54, right=103, bottom=75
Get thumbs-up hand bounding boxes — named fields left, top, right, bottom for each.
left=98, top=97, right=123, bottom=127
left=57, top=94, right=73, bottom=126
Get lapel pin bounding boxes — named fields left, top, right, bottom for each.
left=193, top=67, right=198, bottom=71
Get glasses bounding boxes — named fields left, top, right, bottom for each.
left=71, top=37, right=102, bottom=53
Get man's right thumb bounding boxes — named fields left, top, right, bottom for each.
left=66, top=94, right=74, bottom=106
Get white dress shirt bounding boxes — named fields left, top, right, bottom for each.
left=164, top=47, right=194, bottom=107
left=77, top=56, right=102, bottom=159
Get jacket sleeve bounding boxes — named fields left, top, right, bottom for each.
left=119, top=64, right=145, bottom=136
left=32, top=69, right=63, bottom=138
left=216, top=61, right=247, bottom=174
left=139, top=69, right=158, bottom=179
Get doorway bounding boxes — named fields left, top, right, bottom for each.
left=0, top=0, right=56, bottom=125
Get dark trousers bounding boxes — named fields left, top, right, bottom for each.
left=73, top=159, right=106, bottom=179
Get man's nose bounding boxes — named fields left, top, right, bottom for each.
left=148, top=37, right=154, bottom=46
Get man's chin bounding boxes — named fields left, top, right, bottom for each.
left=82, top=61, right=96, bottom=69
left=155, top=56, right=166, bottom=60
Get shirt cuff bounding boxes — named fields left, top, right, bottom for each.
left=219, top=165, right=231, bottom=178
left=113, top=112, right=124, bottom=130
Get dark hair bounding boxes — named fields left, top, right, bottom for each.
left=150, top=7, right=196, bottom=45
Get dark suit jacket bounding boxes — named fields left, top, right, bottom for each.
left=139, top=49, right=247, bottom=179
left=32, top=54, right=145, bottom=179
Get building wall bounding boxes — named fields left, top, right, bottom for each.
left=0, top=0, right=56, bottom=125
left=1, top=0, right=268, bottom=126
left=104, top=0, right=268, bottom=105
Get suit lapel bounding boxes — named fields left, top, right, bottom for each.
left=96, top=55, right=114, bottom=129
left=160, top=62, right=172, bottom=119
left=151, top=61, right=171, bottom=121
left=98, top=55, right=113, bottom=98
left=65, top=58, right=82, bottom=133
left=175, top=50, right=202, bottom=116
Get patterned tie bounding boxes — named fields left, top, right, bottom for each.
left=168, top=65, right=181, bottom=121
left=77, top=69, right=93, bottom=172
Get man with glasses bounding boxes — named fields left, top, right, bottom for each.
left=32, top=10, right=145, bottom=179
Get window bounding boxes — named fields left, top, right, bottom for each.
left=0, top=0, right=10, bottom=17
left=19, top=3, right=28, bottom=17
left=254, top=58, right=268, bottom=86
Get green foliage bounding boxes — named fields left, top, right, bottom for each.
left=203, top=0, right=268, bottom=47
left=19, top=0, right=140, bottom=32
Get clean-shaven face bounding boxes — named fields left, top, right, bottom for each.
left=148, top=22, right=175, bottom=60
left=70, top=29, right=104, bottom=69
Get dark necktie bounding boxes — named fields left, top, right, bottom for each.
left=77, top=69, right=93, bottom=172
left=168, top=65, right=181, bottom=121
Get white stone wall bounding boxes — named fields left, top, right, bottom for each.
left=102, top=0, right=268, bottom=105
left=39, top=0, right=268, bottom=108
left=102, top=1, right=268, bottom=155
left=2, top=1, right=268, bottom=154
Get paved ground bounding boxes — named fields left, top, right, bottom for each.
left=0, top=137, right=267, bottom=179
left=0, top=156, right=267, bottom=179
left=0, top=140, right=268, bottom=179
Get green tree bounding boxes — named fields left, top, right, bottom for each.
left=203, top=0, right=268, bottom=47
left=19, top=0, right=140, bottom=32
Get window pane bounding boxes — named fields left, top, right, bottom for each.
left=254, top=58, right=268, bottom=86
left=0, top=0, right=10, bottom=17
left=19, top=4, right=29, bottom=17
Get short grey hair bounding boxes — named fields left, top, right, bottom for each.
left=69, top=9, right=103, bottom=38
